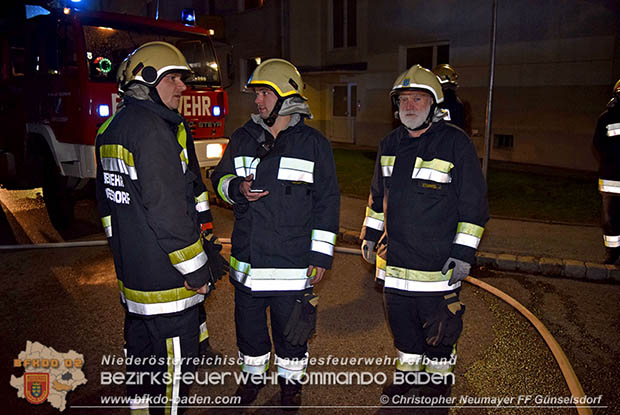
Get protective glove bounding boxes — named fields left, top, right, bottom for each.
left=200, top=232, right=229, bottom=289
left=423, top=293, right=465, bottom=346
left=361, top=240, right=376, bottom=264
left=441, top=257, right=471, bottom=286
left=284, top=293, right=319, bottom=346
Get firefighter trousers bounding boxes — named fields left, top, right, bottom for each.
left=234, top=288, right=308, bottom=379
left=124, top=309, right=200, bottom=415
left=384, top=291, right=456, bottom=364
left=602, top=192, right=620, bottom=262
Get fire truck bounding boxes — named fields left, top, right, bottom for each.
left=0, top=6, right=229, bottom=229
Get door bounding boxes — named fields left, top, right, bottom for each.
left=329, top=83, right=356, bottom=143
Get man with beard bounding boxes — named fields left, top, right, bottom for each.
left=359, top=64, right=488, bottom=399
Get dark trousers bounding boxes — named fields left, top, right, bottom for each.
left=234, top=288, right=308, bottom=365
left=384, top=292, right=456, bottom=360
left=124, top=310, right=200, bottom=415
left=602, top=192, right=620, bottom=255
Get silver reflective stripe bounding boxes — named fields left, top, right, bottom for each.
left=240, top=351, right=270, bottom=374
left=120, top=292, right=205, bottom=316
left=218, top=174, right=236, bottom=204
left=381, top=156, right=395, bottom=177
left=604, top=234, right=620, bottom=248
left=384, top=276, right=460, bottom=292
left=234, top=156, right=259, bottom=178
left=101, top=215, right=112, bottom=238
left=311, top=240, right=334, bottom=256
left=425, top=353, right=456, bottom=374
left=195, top=200, right=210, bottom=212
left=199, top=321, right=208, bottom=342
left=376, top=267, right=386, bottom=281
left=453, top=233, right=481, bottom=249
left=276, top=353, right=308, bottom=380
left=412, top=167, right=452, bottom=183
left=101, top=158, right=138, bottom=180
left=376, top=255, right=386, bottom=281
left=396, top=350, right=424, bottom=371
left=169, top=337, right=182, bottom=415
left=311, top=229, right=336, bottom=256
left=607, top=123, right=620, bottom=137
left=599, top=179, right=620, bottom=194
left=278, top=157, right=314, bottom=183
left=172, top=251, right=208, bottom=275
left=363, top=216, right=384, bottom=231
left=229, top=256, right=251, bottom=285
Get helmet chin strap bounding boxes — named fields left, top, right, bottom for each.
left=263, top=98, right=285, bottom=127
left=403, top=103, right=436, bottom=132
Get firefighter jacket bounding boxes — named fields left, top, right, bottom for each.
left=95, top=96, right=211, bottom=317
left=440, top=89, right=465, bottom=131
left=360, top=121, right=489, bottom=296
left=593, top=102, right=620, bottom=194
left=211, top=117, right=340, bottom=296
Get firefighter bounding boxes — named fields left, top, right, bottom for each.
left=593, top=79, right=620, bottom=264
left=360, top=65, right=489, bottom=399
left=432, top=64, right=467, bottom=132
left=96, top=41, right=221, bottom=414
left=211, top=58, right=340, bottom=409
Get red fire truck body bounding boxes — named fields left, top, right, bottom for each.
left=0, top=7, right=228, bottom=229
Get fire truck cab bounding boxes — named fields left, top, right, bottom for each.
left=0, top=6, right=228, bottom=229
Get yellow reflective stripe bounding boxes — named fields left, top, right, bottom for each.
left=424, top=352, right=456, bottom=374
left=217, top=174, right=236, bottom=204
left=247, top=79, right=298, bottom=98
left=177, top=123, right=188, bottom=173
left=195, top=191, right=208, bottom=203
left=97, top=113, right=117, bottom=136
left=414, top=157, right=454, bottom=173
left=101, top=215, right=112, bottom=238
left=386, top=265, right=451, bottom=282
left=199, top=321, right=208, bottom=342
left=118, top=280, right=199, bottom=304
left=100, top=144, right=135, bottom=166
left=365, top=206, right=384, bottom=221
left=456, top=222, right=484, bottom=238
left=275, top=353, right=308, bottom=380
left=380, top=156, right=395, bottom=167
left=99, top=144, right=138, bottom=180
left=169, top=239, right=203, bottom=265
left=165, top=338, right=174, bottom=415
left=381, top=156, right=395, bottom=177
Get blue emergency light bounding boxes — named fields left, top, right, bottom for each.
left=182, top=9, right=196, bottom=26
left=98, top=104, right=110, bottom=117
left=212, top=105, right=221, bottom=117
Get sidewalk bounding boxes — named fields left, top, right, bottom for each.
left=337, top=195, right=619, bottom=282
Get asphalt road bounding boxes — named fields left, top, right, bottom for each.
left=1, top=188, right=619, bottom=414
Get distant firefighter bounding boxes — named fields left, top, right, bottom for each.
left=593, top=79, right=620, bottom=264
left=433, top=64, right=471, bottom=134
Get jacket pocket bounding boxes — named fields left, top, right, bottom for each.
left=278, top=182, right=312, bottom=228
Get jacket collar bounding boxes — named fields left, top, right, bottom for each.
left=124, top=96, right=184, bottom=126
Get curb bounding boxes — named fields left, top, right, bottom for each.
left=337, top=229, right=620, bottom=282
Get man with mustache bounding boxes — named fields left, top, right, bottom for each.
left=360, top=64, right=488, bottom=400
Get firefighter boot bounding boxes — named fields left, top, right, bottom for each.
left=278, top=376, right=302, bottom=411
left=233, top=374, right=266, bottom=406
left=603, top=248, right=620, bottom=265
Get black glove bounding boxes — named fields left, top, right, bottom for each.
left=284, top=293, right=319, bottom=346
left=200, top=232, right=229, bottom=289
left=423, top=293, right=465, bottom=347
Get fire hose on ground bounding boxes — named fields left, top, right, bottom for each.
left=0, top=240, right=592, bottom=414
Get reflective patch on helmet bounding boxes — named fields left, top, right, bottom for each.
left=403, top=78, right=410, bottom=86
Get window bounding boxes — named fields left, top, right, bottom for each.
left=240, top=57, right=262, bottom=90
left=493, top=134, right=514, bottom=149
left=333, top=0, right=356, bottom=49
left=404, top=44, right=449, bottom=70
